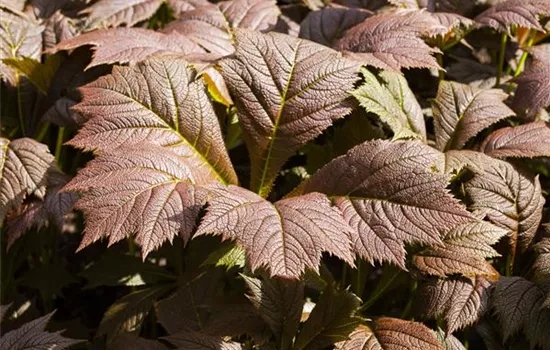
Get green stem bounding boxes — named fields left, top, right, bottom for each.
left=35, top=122, right=50, bottom=142
left=54, top=127, right=65, bottom=164
left=436, top=54, right=444, bottom=82
left=358, top=270, right=402, bottom=313
left=496, top=33, right=508, bottom=87
left=506, top=35, right=535, bottom=94
left=400, top=280, right=418, bottom=319
left=16, top=73, right=26, bottom=136
left=354, top=259, right=365, bottom=297
left=505, top=251, right=514, bottom=277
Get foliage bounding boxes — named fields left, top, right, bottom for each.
left=1, top=0, right=549, bottom=349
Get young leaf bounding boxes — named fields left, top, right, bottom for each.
left=292, top=140, right=473, bottom=269
left=412, top=220, right=506, bottom=278
left=220, top=29, right=360, bottom=196
left=163, top=327, right=243, bottom=350
left=432, top=81, right=515, bottom=152
left=81, top=0, right=164, bottom=30
left=352, top=68, right=427, bottom=141
left=419, top=277, right=491, bottom=334
left=195, top=185, right=354, bottom=279
left=64, top=145, right=209, bottom=257
left=474, top=0, right=550, bottom=33
left=164, top=0, right=281, bottom=55
left=2, top=55, right=62, bottom=94
left=480, top=121, right=550, bottom=158
left=512, top=47, right=550, bottom=118
left=299, top=6, right=372, bottom=47
left=51, top=27, right=205, bottom=69
left=243, top=275, right=304, bottom=349
left=335, top=318, right=442, bottom=350
left=462, top=153, right=545, bottom=254
left=0, top=311, right=82, bottom=350
left=69, top=56, right=237, bottom=185
left=336, top=10, right=443, bottom=71
left=294, top=285, right=361, bottom=350
left=0, top=138, right=55, bottom=224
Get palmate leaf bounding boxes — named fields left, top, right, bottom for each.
left=480, top=121, right=550, bottom=158
left=475, top=0, right=550, bottom=33
left=243, top=275, right=303, bottom=349
left=81, top=0, right=164, bottom=30
left=69, top=56, right=237, bottom=185
left=292, top=140, right=473, bottom=269
left=351, top=68, right=426, bottom=141
left=418, top=277, right=491, bottom=334
left=64, top=145, right=209, bottom=257
left=412, top=220, right=505, bottom=278
left=299, top=6, right=372, bottom=47
left=164, top=0, right=281, bottom=55
left=195, top=185, right=354, bottom=279
left=294, top=285, right=361, bottom=350
left=335, top=318, right=442, bottom=350
left=458, top=152, right=545, bottom=255
left=492, top=276, right=550, bottom=348
left=220, top=29, right=360, bottom=197
left=51, top=27, right=205, bottom=69
left=0, top=138, right=55, bottom=224
left=336, top=10, right=443, bottom=71
left=432, top=81, right=515, bottom=152
left=0, top=311, right=82, bottom=350
left=512, top=47, right=550, bottom=118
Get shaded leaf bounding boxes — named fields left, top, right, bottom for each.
left=5, top=202, right=47, bottom=249
left=480, top=121, right=550, bottom=158
left=352, top=68, right=426, bottom=140
left=336, top=10, right=442, bottom=71
left=512, top=47, right=550, bottom=118
left=109, top=333, right=169, bottom=350
left=475, top=0, right=550, bottom=33
left=299, top=6, right=372, bottom=47
left=2, top=55, right=62, bottom=94
left=0, top=312, right=82, bottom=350
left=43, top=171, right=78, bottom=229
left=419, top=277, right=491, bottom=334
left=533, top=239, right=550, bottom=282
left=196, top=185, right=354, bottom=279
left=435, top=329, right=467, bottom=350
left=412, top=220, right=505, bottom=278
left=164, top=327, right=243, bottom=350
left=69, top=56, right=237, bottom=185
left=64, top=145, right=209, bottom=257
left=294, top=285, right=361, bottom=350
left=51, top=27, right=204, bottom=69
left=293, top=140, right=473, bottom=269
left=164, top=0, right=281, bottom=55
left=0, top=138, right=55, bottom=224
left=19, top=262, right=77, bottom=297
left=335, top=318, right=442, bottom=350
left=81, top=0, right=164, bottom=30
left=220, top=29, right=360, bottom=196
left=432, top=81, right=515, bottom=152
left=243, top=275, right=303, bottom=349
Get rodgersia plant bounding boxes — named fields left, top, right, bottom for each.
left=1, top=0, right=549, bottom=349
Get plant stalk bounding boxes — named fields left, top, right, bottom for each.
left=55, top=127, right=65, bottom=164
left=496, top=33, right=508, bottom=87
left=437, top=53, right=444, bottom=82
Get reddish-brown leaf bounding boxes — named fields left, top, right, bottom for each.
left=81, top=0, right=164, bottom=30
left=512, top=47, right=550, bottom=118
left=480, top=121, right=550, bottom=158
left=475, top=0, right=550, bottom=33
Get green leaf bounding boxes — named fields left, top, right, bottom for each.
left=202, top=244, right=246, bottom=271
left=2, top=55, right=62, bottom=94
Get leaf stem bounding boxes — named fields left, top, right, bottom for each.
left=55, top=127, right=65, bottom=165
left=437, top=53, right=444, bottom=82
left=400, top=280, right=417, bottom=319
left=506, top=34, right=535, bottom=94
left=35, top=122, right=50, bottom=142
left=496, top=33, right=508, bottom=87
left=358, top=270, right=402, bottom=313
left=16, top=73, right=26, bottom=136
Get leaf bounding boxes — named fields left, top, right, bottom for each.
left=163, top=327, right=243, bottom=350
left=164, top=0, right=281, bottom=55
left=351, top=68, right=426, bottom=140
left=294, top=285, right=361, bottom=350
left=19, top=262, right=77, bottom=297
left=474, top=0, right=550, bottom=33
left=0, top=138, right=55, bottom=224
left=42, top=10, right=77, bottom=50
left=64, top=145, right=209, bottom=257
left=336, top=10, right=443, bottom=71
left=512, top=47, right=550, bottom=118
left=109, top=333, right=169, bottom=350
left=202, top=244, right=246, bottom=271
left=81, top=0, right=164, bottom=30
left=462, top=153, right=545, bottom=254
left=98, top=285, right=172, bottom=341
left=419, top=277, right=491, bottom=334
left=480, top=121, right=550, bottom=158
left=243, top=275, right=303, bottom=349
left=5, top=202, right=47, bottom=249
left=220, top=29, right=360, bottom=196
left=0, top=8, right=43, bottom=85
left=51, top=27, right=205, bottom=69
left=431, top=81, right=515, bottom=152
left=2, top=55, right=62, bottom=94
left=533, top=239, right=550, bottom=282
left=435, top=329, right=467, bottom=350
left=167, top=0, right=210, bottom=18
left=69, top=56, right=237, bottom=185
left=492, top=276, right=550, bottom=347
left=292, top=140, right=473, bottom=269
left=334, top=318, right=442, bottom=350
left=43, top=171, right=78, bottom=229
left=0, top=312, right=82, bottom=350
left=196, top=185, right=354, bottom=278
left=299, top=6, right=372, bottom=47
left=412, top=220, right=505, bottom=278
